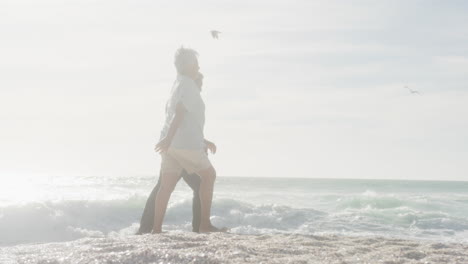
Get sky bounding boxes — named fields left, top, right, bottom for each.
left=1, top=0, right=467, bottom=181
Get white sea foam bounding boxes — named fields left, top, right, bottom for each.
left=0, top=176, right=467, bottom=246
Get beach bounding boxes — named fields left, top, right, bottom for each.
left=2, top=232, right=467, bottom=264
left=2, top=0, right=468, bottom=262
left=1, top=177, right=468, bottom=263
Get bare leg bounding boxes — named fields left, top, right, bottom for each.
left=182, top=173, right=201, bottom=232
left=136, top=170, right=162, bottom=235
left=152, top=172, right=181, bottom=233
left=195, top=166, right=219, bottom=233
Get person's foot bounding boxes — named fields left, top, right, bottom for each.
left=136, top=229, right=152, bottom=235
left=151, top=229, right=163, bottom=234
left=198, top=224, right=229, bottom=233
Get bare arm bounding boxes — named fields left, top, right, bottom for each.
left=165, top=102, right=186, bottom=141
left=154, top=102, right=187, bottom=153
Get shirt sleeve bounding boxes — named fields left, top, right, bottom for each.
left=176, top=80, right=199, bottom=113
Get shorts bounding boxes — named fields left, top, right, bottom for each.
left=160, top=148, right=212, bottom=175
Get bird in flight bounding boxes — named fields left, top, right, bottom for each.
left=210, top=30, right=221, bottom=39
left=405, top=86, right=421, bottom=95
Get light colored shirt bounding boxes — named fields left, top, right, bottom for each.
left=159, top=74, right=206, bottom=150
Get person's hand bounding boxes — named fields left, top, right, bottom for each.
left=204, top=140, right=217, bottom=154
left=154, top=137, right=171, bottom=153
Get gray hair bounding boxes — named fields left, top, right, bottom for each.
left=174, top=46, right=198, bottom=74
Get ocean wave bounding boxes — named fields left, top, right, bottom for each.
left=1, top=195, right=467, bottom=246
left=0, top=196, right=145, bottom=246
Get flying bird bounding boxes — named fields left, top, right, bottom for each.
left=210, top=30, right=221, bottom=39
left=405, top=86, right=421, bottom=95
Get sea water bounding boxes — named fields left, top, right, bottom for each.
left=1, top=176, right=467, bottom=246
